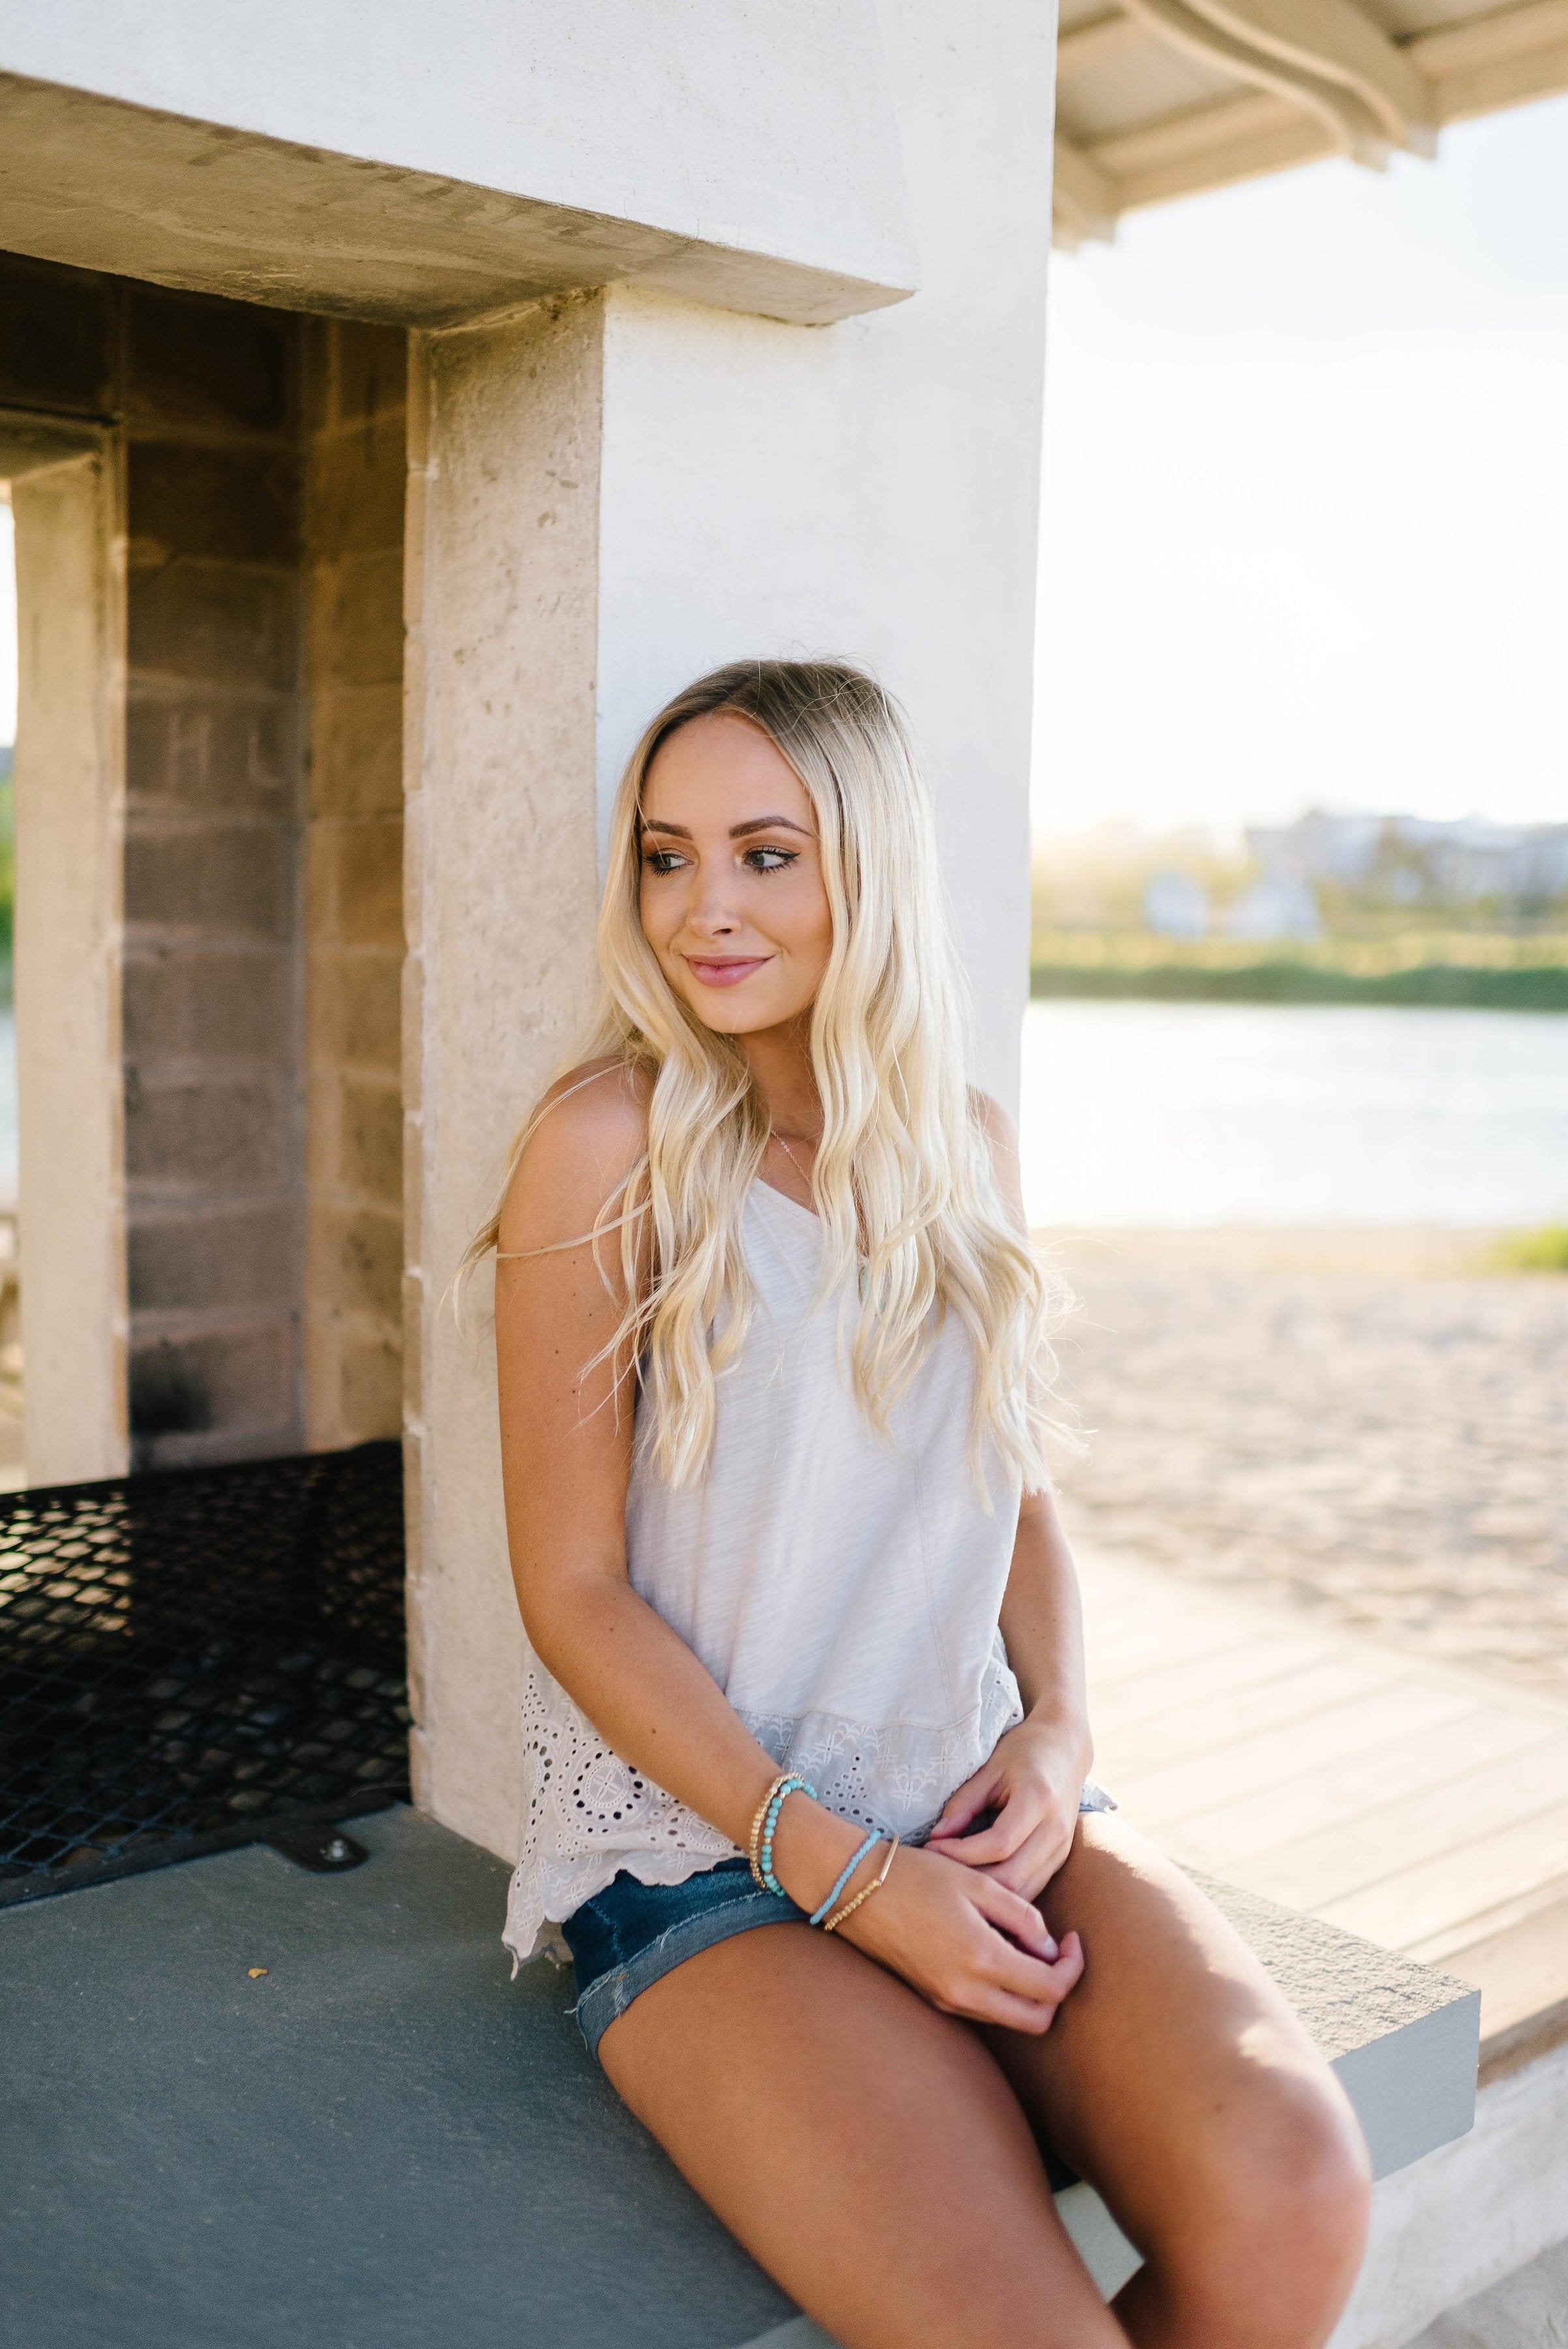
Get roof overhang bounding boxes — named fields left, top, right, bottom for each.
left=1054, top=0, right=1568, bottom=241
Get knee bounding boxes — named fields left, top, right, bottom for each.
left=1158, top=2064, right=1372, bottom=2348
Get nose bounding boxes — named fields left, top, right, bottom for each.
left=684, top=865, right=741, bottom=939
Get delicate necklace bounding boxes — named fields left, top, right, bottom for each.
left=771, top=1131, right=816, bottom=1190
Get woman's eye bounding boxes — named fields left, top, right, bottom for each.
left=745, top=846, right=797, bottom=873
left=643, top=849, right=686, bottom=875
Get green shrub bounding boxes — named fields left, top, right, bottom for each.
left=1493, top=1226, right=1568, bottom=1274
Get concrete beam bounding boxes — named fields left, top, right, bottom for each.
left=0, top=0, right=917, bottom=331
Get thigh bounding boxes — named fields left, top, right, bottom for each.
left=599, top=1918, right=1126, bottom=2349
left=988, top=1813, right=1366, bottom=2262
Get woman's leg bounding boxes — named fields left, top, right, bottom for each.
left=599, top=1918, right=1126, bottom=2349
left=989, top=1814, right=1372, bottom=2349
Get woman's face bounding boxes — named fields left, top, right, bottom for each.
left=638, top=712, right=833, bottom=1039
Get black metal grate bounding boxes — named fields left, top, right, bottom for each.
left=0, top=1441, right=409, bottom=1907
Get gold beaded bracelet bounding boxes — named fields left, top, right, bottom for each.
left=748, top=1772, right=814, bottom=1892
left=823, top=1834, right=900, bottom=1933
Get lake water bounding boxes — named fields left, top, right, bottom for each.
left=1019, top=1000, right=1568, bottom=1228
left=0, top=1001, right=1561, bottom=1229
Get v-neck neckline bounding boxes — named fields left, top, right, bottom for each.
left=751, top=1176, right=822, bottom=1229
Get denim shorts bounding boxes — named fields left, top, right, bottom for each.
left=561, top=1781, right=1117, bottom=2063
left=562, top=1857, right=806, bottom=2061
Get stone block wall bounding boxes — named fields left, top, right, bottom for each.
left=301, top=321, right=407, bottom=1449
left=1, top=250, right=406, bottom=1473
left=121, top=283, right=304, bottom=1467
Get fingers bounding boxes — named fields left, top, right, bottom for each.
left=946, top=1931, right=1086, bottom=2034
left=938, top=1809, right=1028, bottom=1867
left=940, top=1789, right=1069, bottom=1871
left=927, top=1768, right=998, bottom=1841
left=968, top=1872, right=1060, bottom=1961
left=979, top=1818, right=1077, bottom=1901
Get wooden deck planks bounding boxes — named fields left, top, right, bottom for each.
left=1077, top=1548, right=1568, bottom=2049
left=1160, top=1705, right=1561, bottom=1875
left=1235, top=1733, right=1568, bottom=1914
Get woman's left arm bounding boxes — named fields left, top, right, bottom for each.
left=927, top=1092, right=1095, bottom=1901
left=927, top=1489, right=1094, bottom=1899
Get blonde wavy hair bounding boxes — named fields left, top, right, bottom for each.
left=470, top=658, right=1071, bottom=1496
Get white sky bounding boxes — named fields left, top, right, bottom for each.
left=1034, top=93, right=1568, bottom=836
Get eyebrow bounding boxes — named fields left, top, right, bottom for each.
left=640, top=815, right=814, bottom=841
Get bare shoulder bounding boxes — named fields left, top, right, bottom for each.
left=499, top=1057, right=650, bottom=1253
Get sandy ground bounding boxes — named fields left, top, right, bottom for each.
left=1044, top=1228, right=1568, bottom=1695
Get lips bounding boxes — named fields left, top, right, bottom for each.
left=685, top=956, right=772, bottom=989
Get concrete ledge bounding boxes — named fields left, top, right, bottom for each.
left=1192, top=1872, right=1480, bottom=2184
left=0, top=65, right=914, bottom=329
left=1332, top=2036, right=1568, bottom=2349
left=1, top=1807, right=1483, bottom=2348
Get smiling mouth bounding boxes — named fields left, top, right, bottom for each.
left=684, top=955, right=773, bottom=989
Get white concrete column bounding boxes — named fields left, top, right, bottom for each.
left=10, top=436, right=130, bottom=1486
left=403, top=296, right=605, bottom=1858
left=404, top=5, right=1056, bottom=1863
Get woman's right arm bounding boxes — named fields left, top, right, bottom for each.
left=495, top=1067, right=1081, bottom=2033
left=495, top=1066, right=777, bottom=1852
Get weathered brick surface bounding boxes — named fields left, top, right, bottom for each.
left=3, top=254, right=405, bottom=1464
left=337, top=1075, right=404, bottom=1208
left=128, top=1203, right=300, bottom=1312
left=309, top=819, right=403, bottom=949
left=307, top=548, right=405, bottom=691
left=127, top=560, right=298, bottom=692
left=125, top=823, right=293, bottom=940
left=305, top=412, right=407, bottom=562
left=112, top=271, right=309, bottom=1460
left=0, top=253, right=115, bottom=416
left=305, top=1199, right=403, bottom=1326
left=125, top=696, right=294, bottom=818
left=301, top=318, right=407, bottom=1450
left=339, top=1328, right=404, bottom=1443
left=123, top=947, right=290, bottom=1060
left=125, top=1068, right=293, bottom=1191
left=128, top=1323, right=296, bottom=1469
left=307, top=684, right=403, bottom=818
left=129, top=440, right=301, bottom=566
left=308, top=953, right=402, bottom=1069
left=124, top=283, right=293, bottom=435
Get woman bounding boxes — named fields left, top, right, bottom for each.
left=485, top=661, right=1370, bottom=2348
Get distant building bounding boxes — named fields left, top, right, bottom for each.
left=1223, top=877, right=1322, bottom=940
left=1246, top=812, right=1568, bottom=915
left=1143, top=871, right=1210, bottom=938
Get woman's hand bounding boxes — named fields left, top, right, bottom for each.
left=836, top=1839, right=1084, bottom=2035
left=926, top=1712, right=1092, bottom=1903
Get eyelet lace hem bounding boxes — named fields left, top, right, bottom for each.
left=503, top=1655, right=1029, bottom=1969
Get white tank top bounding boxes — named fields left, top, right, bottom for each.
left=503, top=1176, right=1028, bottom=1965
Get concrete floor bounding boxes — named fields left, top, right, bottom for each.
left=2, top=1807, right=795, bottom=2349
left=1409, top=2237, right=1568, bottom=2348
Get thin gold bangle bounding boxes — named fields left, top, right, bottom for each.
left=823, top=1834, right=900, bottom=1933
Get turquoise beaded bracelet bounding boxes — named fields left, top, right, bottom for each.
left=808, top=1830, right=882, bottom=1928
left=752, top=1772, right=816, bottom=1897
